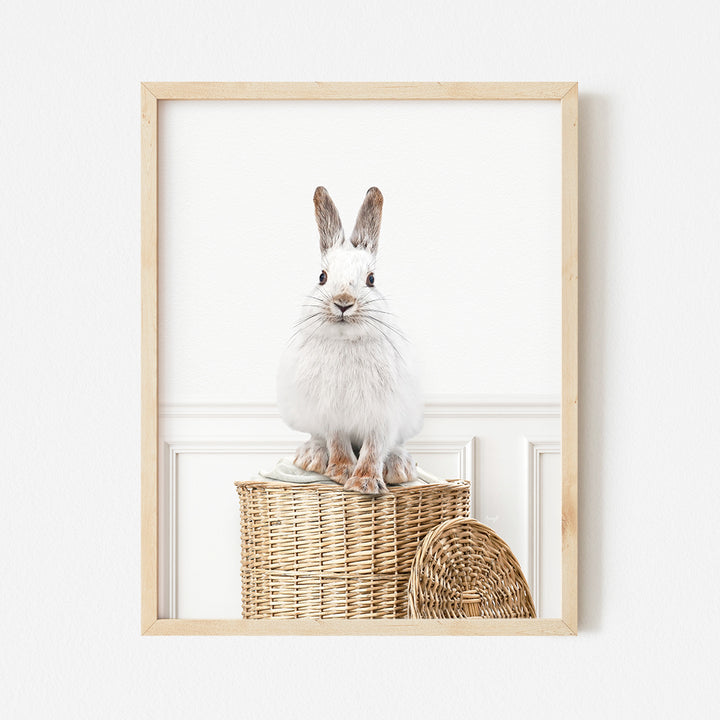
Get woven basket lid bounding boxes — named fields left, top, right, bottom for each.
left=408, top=517, right=536, bottom=619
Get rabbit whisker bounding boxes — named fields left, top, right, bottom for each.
left=360, top=296, right=390, bottom=306
left=360, top=307, right=396, bottom=317
left=293, top=312, right=324, bottom=328
left=305, top=292, right=330, bottom=303
left=361, top=316, right=402, bottom=359
left=300, top=317, right=329, bottom=347
left=287, top=318, right=326, bottom=347
left=363, top=312, right=407, bottom=340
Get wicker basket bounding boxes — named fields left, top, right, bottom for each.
left=235, top=478, right=470, bottom=619
left=408, top=517, right=536, bottom=619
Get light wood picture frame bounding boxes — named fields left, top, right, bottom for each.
left=141, top=82, right=578, bottom=636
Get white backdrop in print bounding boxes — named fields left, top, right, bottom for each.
left=158, top=100, right=561, bottom=403
left=157, top=99, right=562, bottom=619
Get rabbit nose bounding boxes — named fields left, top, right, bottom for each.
left=333, top=293, right=355, bottom=313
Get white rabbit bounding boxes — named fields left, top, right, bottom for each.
left=277, top=186, right=423, bottom=495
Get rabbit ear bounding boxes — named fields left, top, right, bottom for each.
left=349, top=187, right=383, bottom=254
left=313, top=187, right=344, bottom=252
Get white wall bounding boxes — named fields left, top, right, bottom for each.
left=2, top=1, right=719, bottom=718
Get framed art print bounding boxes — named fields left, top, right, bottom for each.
left=141, top=82, right=578, bottom=635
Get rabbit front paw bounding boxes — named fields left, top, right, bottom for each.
left=344, top=473, right=389, bottom=496
left=325, top=434, right=357, bottom=485
left=326, top=459, right=355, bottom=485
left=294, top=438, right=329, bottom=474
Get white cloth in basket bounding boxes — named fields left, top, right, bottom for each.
left=257, top=457, right=446, bottom=487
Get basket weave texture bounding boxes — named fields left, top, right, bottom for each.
left=235, top=478, right=470, bottom=619
left=408, top=517, right=536, bottom=619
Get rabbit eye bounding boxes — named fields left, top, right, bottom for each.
left=366, top=273, right=375, bottom=287
left=319, top=270, right=327, bottom=285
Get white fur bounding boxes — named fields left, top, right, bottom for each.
left=277, top=239, right=423, bottom=453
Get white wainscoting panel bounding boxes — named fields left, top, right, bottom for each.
left=526, top=438, right=562, bottom=618
left=159, top=397, right=560, bottom=619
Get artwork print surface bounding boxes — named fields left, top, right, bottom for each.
left=157, top=98, right=564, bottom=620
left=278, top=187, right=422, bottom=495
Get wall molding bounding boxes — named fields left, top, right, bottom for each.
left=525, top=437, right=561, bottom=618
left=162, top=438, right=300, bottom=619
left=159, top=395, right=560, bottom=420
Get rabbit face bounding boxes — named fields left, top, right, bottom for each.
left=294, top=186, right=394, bottom=341
left=319, top=244, right=375, bottom=321
left=302, top=243, right=390, bottom=341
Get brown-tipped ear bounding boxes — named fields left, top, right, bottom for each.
left=313, top=186, right=344, bottom=252
left=349, top=187, right=383, bottom=254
